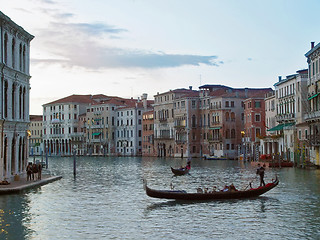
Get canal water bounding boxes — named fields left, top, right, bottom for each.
left=0, top=157, right=319, bottom=240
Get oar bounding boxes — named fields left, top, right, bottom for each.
left=243, top=176, right=258, bottom=190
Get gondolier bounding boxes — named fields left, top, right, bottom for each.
left=256, top=164, right=266, bottom=187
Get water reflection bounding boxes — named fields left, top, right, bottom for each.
left=0, top=194, right=32, bottom=239
left=0, top=157, right=319, bottom=239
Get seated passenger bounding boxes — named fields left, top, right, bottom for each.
left=222, top=185, right=230, bottom=192
left=229, top=184, right=237, bottom=192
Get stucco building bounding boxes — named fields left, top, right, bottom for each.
left=0, top=11, right=34, bottom=181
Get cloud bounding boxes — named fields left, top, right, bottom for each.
left=32, top=17, right=221, bottom=70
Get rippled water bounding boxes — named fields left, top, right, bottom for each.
left=0, top=157, right=319, bottom=240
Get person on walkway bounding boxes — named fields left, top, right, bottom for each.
left=37, top=163, right=42, bottom=180
left=26, top=162, right=32, bottom=181
left=256, top=164, right=266, bottom=187
left=32, top=163, right=38, bottom=180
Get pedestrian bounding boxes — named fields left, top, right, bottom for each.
left=26, top=162, right=32, bottom=181
left=32, top=163, right=38, bottom=180
left=256, top=164, right=265, bottom=187
left=37, top=163, right=42, bottom=180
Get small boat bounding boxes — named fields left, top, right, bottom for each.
left=144, top=177, right=279, bottom=201
left=269, top=161, right=294, bottom=168
left=171, top=167, right=190, bottom=176
left=204, top=155, right=227, bottom=160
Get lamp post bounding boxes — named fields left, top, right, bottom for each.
left=73, top=145, right=77, bottom=177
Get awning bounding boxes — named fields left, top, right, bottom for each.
left=94, top=119, right=102, bottom=121
left=209, top=127, right=221, bottom=130
left=308, top=93, right=320, bottom=100
left=267, top=122, right=295, bottom=131
left=92, top=132, right=101, bottom=136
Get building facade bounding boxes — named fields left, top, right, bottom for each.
left=0, top=11, right=34, bottom=181
left=305, top=42, right=320, bottom=166
left=142, top=110, right=155, bottom=157
left=29, top=115, right=43, bottom=156
left=42, top=95, right=95, bottom=156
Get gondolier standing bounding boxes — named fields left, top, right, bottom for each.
left=256, top=164, right=265, bottom=187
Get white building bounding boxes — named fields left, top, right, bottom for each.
left=0, top=11, right=34, bottom=181
left=272, top=70, right=308, bottom=162
left=42, top=95, right=95, bottom=156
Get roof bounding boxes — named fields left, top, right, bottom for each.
left=305, top=42, right=320, bottom=58
left=0, top=11, right=34, bottom=40
left=30, top=115, right=42, bottom=121
left=43, top=94, right=96, bottom=106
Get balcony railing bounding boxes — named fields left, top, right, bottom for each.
left=51, top=119, right=63, bottom=124
left=154, top=135, right=174, bottom=140
left=276, top=113, right=295, bottom=122
left=308, top=134, right=320, bottom=146
left=208, top=137, right=222, bottom=142
left=305, top=110, right=320, bottom=121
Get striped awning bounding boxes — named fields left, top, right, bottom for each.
left=92, top=132, right=101, bottom=136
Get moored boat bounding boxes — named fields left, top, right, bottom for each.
left=204, top=155, right=227, bottom=160
left=144, top=177, right=279, bottom=201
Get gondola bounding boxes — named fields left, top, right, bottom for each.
left=171, top=167, right=190, bottom=176
left=144, top=177, right=279, bottom=201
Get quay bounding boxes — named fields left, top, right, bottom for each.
left=0, top=175, right=62, bottom=194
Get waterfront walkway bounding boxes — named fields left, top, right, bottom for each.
left=0, top=175, right=62, bottom=194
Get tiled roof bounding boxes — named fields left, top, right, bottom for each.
left=30, top=115, right=43, bottom=121
left=43, top=94, right=96, bottom=106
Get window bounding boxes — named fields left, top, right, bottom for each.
left=255, top=101, right=261, bottom=108
left=255, top=128, right=261, bottom=137
left=255, top=114, right=261, bottom=122
left=231, top=101, right=234, bottom=107
left=192, top=100, right=196, bottom=109
left=225, top=101, right=229, bottom=107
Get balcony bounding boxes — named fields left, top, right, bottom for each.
left=51, top=119, right=63, bottom=124
left=154, top=135, right=173, bottom=140
left=305, top=110, right=320, bottom=122
left=70, top=133, right=84, bottom=137
left=308, top=134, right=320, bottom=146
left=91, top=124, right=104, bottom=129
left=276, top=113, right=295, bottom=122
left=159, top=118, right=168, bottom=123
left=208, top=137, right=222, bottom=142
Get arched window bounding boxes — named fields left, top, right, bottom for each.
left=225, top=112, right=229, bottom=121
left=208, top=114, right=210, bottom=126
left=231, top=129, right=236, bottom=139
left=4, top=33, right=8, bottom=64
left=19, top=43, right=23, bottom=71
left=231, top=112, right=235, bottom=121
left=3, top=137, right=7, bottom=176
left=226, top=129, right=230, bottom=139
left=11, top=137, right=15, bottom=175
left=12, top=84, right=16, bottom=119
left=4, top=81, right=8, bottom=118
left=12, top=38, right=15, bottom=69
left=19, top=86, right=23, bottom=119
left=192, top=115, right=196, bottom=128
left=23, top=45, right=26, bottom=72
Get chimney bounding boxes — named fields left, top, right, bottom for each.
left=245, top=88, right=248, bottom=98
left=189, top=86, right=192, bottom=90
left=278, top=76, right=282, bottom=82
left=311, top=42, right=315, bottom=49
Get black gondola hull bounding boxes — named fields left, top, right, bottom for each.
left=145, top=178, right=279, bottom=201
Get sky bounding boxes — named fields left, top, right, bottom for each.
left=2, top=0, right=320, bottom=114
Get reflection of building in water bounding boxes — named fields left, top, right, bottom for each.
left=0, top=11, right=34, bottom=181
